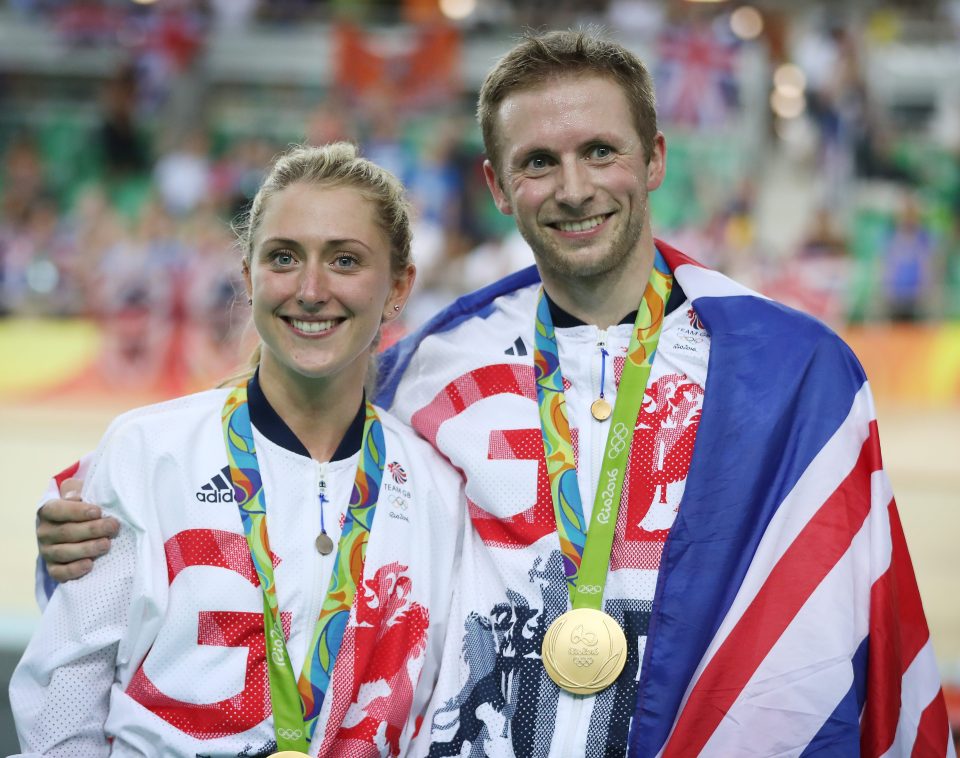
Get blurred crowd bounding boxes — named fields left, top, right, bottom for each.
left=2, top=0, right=960, bottom=363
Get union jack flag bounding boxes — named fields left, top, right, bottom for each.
left=655, top=23, right=740, bottom=128
left=633, top=244, right=954, bottom=756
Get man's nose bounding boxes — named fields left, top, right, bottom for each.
left=555, top=157, right=595, bottom=208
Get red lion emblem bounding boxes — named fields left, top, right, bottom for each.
left=612, top=374, right=704, bottom=570
left=317, top=562, right=429, bottom=757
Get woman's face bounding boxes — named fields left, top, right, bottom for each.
left=244, top=181, right=413, bottom=390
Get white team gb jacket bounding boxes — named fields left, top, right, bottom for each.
left=11, top=386, right=465, bottom=757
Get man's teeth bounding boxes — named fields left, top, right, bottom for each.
left=290, top=319, right=337, bottom=333
left=556, top=215, right=605, bottom=232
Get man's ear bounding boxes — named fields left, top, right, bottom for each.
left=646, top=132, right=667, bottom=191
left=483, top=159, right=514, bottom=216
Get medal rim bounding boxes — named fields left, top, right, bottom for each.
left=541, top=607, right=627, bottom=695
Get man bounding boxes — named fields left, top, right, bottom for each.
left=34, top=30, right=953, bottom=757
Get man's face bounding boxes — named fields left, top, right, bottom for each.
left=484, top=74, right=665, bottom=283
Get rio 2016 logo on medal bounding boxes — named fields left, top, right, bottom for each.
left=541, top=607, right=627, bottom=695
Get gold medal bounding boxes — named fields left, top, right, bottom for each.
left=541, top=607, right=627, bottom=695
left=315, top=532, right=335, bottom=555
left=590, top=397, right=612, bottom=421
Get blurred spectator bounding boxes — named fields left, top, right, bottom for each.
left=764, top=206, right=853, bottom=328
left=0, top=135, right=50, bottom=226
left=942, top=213, right=960, bottom=319
left=207, top=0, right=258, bottom=32
left=97, top=62, right=151, bottom=178
left=0, top=199, right=73, bottom=316
left=153, top=130, right=213, bottom=217
left=91, top=200, right=178, bottom=387
left=210, top=136, right=274, bottom=222
left=881, top=192, right=938, bottom=321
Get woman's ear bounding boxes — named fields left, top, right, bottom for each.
left=383, top=264, right=416, bottom=321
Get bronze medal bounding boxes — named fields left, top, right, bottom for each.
left=541, top=607, right=627, bottom=695
left=314, top=532, right=335, bottom=555
left=590, top=397, right=612, bottom=421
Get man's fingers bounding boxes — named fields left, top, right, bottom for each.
left=37, top=515, right=120, bottom=546
left=47, top=559, right=95, bottom=583
left=39, top=498, right=104, bottom=526
left=39, top=537, right=112, bottom=566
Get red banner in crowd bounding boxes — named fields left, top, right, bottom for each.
left=333, top=22, right=461, bottom=108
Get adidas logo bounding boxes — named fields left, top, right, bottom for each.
left=504, top=336, right=528, bottom=356
left=195, top=466, right=235, bottom=503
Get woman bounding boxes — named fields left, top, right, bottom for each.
left=11, top=143, right=464, bottom=757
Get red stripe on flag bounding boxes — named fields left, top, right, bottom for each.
left=662, top=422, right=882, bottom=758
left=911, top=689, right=950, bottom=758
left=860, top=501, right=935, bottom=756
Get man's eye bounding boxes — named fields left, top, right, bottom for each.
left=591, top=145, right=613, bottom=159
left=527, top=155, right=550, bottom=171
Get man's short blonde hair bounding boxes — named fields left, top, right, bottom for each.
left=478, top=29, right=658, bottom=178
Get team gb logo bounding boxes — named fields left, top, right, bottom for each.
left=387, top=461, right=407, bottom=485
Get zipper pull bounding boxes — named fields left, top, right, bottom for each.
left=592, top=329, right=613, bottom=422
left=317, top=461, right=329, bottom=507
left=315, top=461, right=334, bottom=555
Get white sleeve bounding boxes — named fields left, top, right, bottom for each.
left=13, top=445, right=138, bottom=755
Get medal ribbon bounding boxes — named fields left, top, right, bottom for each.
left=533, top=250, right=673, bottom=608
left=222, top=384, right=385, bottom=750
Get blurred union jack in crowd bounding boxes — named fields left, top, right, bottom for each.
left=655, top=23, right=741, bottom=128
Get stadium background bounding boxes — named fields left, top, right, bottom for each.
left=0, top=0, right=958, bottom=750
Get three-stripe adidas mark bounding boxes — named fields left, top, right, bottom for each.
left=504, top=336, right=527, bottom=356
left=195, top=465, right=235, bottom=503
